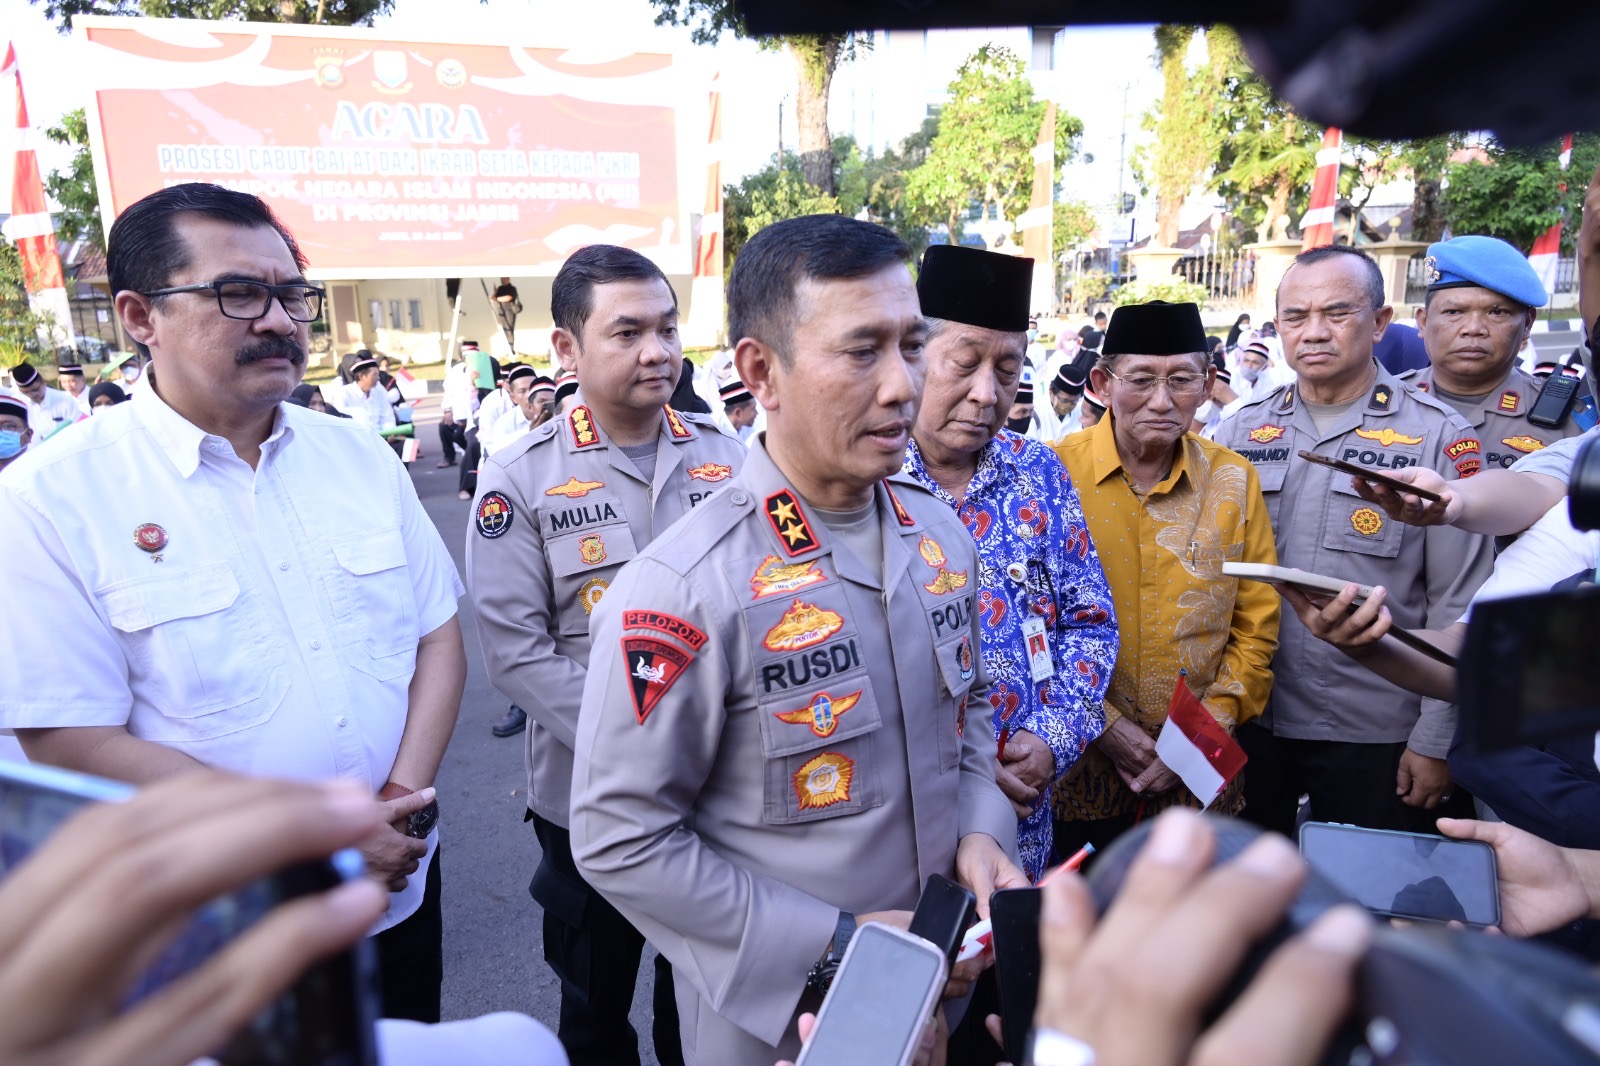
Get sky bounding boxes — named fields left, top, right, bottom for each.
left=0, top=0, right=1166, bottom=237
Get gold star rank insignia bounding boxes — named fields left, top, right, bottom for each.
left=569, top=406, right=600, bottom=447
left=1368, top=386, right=1393, bottom=411
left=764, top=489, right=817, bottom=556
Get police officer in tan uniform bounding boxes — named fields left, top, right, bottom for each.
left=1400, top=235, right=1584, bottom=467
left=570, top=216, right=1024, bottom=1066
left=466, top=244, right=745, bottom=1066
left=1212, top=245, right=1495, bottom=838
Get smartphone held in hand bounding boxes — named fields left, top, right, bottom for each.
left=795, top=921, right=947, bottom=1066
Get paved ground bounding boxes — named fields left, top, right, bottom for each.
left=407, top=397, right=667, bottom=1064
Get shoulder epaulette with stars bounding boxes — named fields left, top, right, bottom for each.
left=764, top=489, right=818, bottom=556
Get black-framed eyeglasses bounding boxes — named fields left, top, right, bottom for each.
left=140, top=280, right=326, bottom=323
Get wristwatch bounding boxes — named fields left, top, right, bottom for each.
left=805, top=911, right=856, bottom=996
left=1027, top=1027, right=1096, bottom=1066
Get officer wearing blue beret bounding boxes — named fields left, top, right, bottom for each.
left=1401, top=235, right=1586, bottom=467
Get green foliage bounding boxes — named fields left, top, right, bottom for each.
left=30, top=0, right=399, bottom=29
left=1205, top=27, right=1321, bottom=242
left=0, top=243, right=54, bottom=359
left=722, top=153, right=840, bottom=269
left=43, top=109, right=102, bottom=251
left=1053, top=199, right=1098, bottom=262
left=1139, top=24, right=1232, bottom=247
left=1110, top=276, right=1208, bottom=307
left=1440, top=135, right=1600, bottom=254
left=1063, top=269, right=1110, bottom=315
left=905, top=45, right=1083, bottom=242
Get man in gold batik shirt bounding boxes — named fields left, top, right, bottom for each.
left=1052, top=301, right=1280, bottom=856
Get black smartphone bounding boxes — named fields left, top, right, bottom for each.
left=989, top=887, right=1042, bottom=1066
left=0, top=760, right=380, bottom=1066
left=907, top=873, right=977, bottom=967
left=1299, top=821, right=1500, bottom=926
left=1458, top=585, right=1600, bottom=753
left=1530, top=374, right=1580, bottom=428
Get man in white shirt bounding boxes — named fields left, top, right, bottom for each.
left=437, top=356, right=476, bottom=469
left=57, top=363, right=91, bottom=416
left=479, top=364, right=536, bottom=459
left=8, top=361, right=80, bottom=443
left=717, top=377, right=759, bottom=444
left=0, top=181, right=467, bottom=1025
left=0, top=394, right=31, bottom=473
left=332, top=354, right=398, bottom=433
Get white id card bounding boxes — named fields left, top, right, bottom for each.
left=1022, top=614, right=1054, bottom=682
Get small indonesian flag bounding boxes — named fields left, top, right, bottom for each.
left=1153, top=672, right=1246, bottom=809
left=1528, top=133, right=1574, bottom=295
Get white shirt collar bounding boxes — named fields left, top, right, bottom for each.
left=133, top=380, right=291, bottom=478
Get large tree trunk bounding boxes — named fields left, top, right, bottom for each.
left=1411, top=177, right=1446, bottom=242
left=1265, top=174, right=1293, bottom=241
left=787, top=35, right=844, bottom=196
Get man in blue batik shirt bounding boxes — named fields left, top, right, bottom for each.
left=904, top=245, right=1119, bottom=878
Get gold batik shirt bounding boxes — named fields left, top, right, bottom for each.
left=1051, top=414, right=1280, bottom=820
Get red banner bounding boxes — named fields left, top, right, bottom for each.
left=77, top=20, right=692, bottom=279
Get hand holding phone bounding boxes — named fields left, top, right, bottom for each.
left=1299, top=821, right=1500, bottom=926
left=0, top=765, right=384, bottom=1066
left=795, top=921, right=947, bottom=1066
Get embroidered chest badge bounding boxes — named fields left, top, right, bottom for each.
left=1351, top=508, right=1384, bottom=536
left=579, top=533, right=607, bottom=565
left=687, top=462, right=732, bottom=482
left=763, top=599, right=844, bottom=652
left=1354, top=427, right=1423, bottom=447
left=1502, top=435, right=1545, bottom=454
left=793, top=752, right=854, bottom=810
left=957, top=633, right=974, bottom=682
left=546, top=476, right=604, bottom=499
left=749, top=555, right=826, bottom=599
left=774, top=690, right=862, bottom=739
left=134, top=522, right=168, bottom=562
left=1249, top=424, right=1286, bottom=444
left=917, top=533, right=969, bottom=595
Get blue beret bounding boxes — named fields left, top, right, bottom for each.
left=1424, top=235, right=1547, bottom=308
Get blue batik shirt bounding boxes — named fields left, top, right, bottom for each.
left=905, top=431, right=1119, bottom=879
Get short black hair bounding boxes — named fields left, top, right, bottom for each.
left=550, top=245, right=675, bottom=338
left=727, top=214, right=910, bottom=363
left=107, top=183, right=307, bottom=358
left=1283, top=244, right=1385, bottom=310
left=1094, top=311, right=1107, bottom=322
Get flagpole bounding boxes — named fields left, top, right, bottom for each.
left=2, top=42, right=73, bottom=355
left=1300, top=127, right=1343, bottom=250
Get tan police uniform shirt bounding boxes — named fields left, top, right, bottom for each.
left=1211, top=362, right=1495, bottom=756
left=1399, top=364, right=1585, bottom=468
left=569, top=438, right=1018, bottom=1065
left=467, top=402, right=746, bottom=826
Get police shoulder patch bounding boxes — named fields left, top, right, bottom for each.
left=622, top=636, right=692, bottom=725
left=622, top=609, right=708, bottom=651
left=475, top=491, right=514, bottom=538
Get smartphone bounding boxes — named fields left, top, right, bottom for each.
left=0, top=760, right=380, bottom=1066
left=1530, top=374, right=1580, bottom=429
left=908, top=873, right=977, bottom=968
left=1459, top=585, right=1600, bottom=753
left=1298, top=450, right=1446, bottom=502
left=1299, top=821, right=1500, bottom=927
left=989, top=887, right=1042, bottom=1066
left=1223, top=561, right=1459, bottom=668
left=795, top=921, right=947, bottom=1066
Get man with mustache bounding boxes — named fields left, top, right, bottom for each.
left=570, top=215, right=1024, bottom=1065
left=1212, top=245, right=1494, bottom=838
left=0, top=182, right=468, bottom=1025
left=467, top=243, right=745, bottom=1066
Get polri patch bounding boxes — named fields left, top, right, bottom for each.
left=475, top=492, right=514, bottom=538
left=623, top=636, right=691, bottom=725
left=622, top=609, right=708, bottom=651
left=579, top=533, right=607, bottom=565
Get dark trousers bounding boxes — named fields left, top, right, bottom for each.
left=457, top=428, right=480, bottom=496
left=1236, top=722, right=1454, bottom=839
left=438, top=421, right=467, bottom=463
left=530, top=815, right=683, bottom=1066
left=373, top=841, right=444, bottom=1023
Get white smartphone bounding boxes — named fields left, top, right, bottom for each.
left=795, top=921, right=947, bottom=1066
left=1223, top=562, right=1377, bottom=600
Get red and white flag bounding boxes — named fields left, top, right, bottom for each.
left=1154, top=672, right=1247, bottom=808
left=1300, top=127, right=1342, bottom=250
left=1, top=42, right=71, bottom=341
left=684, top=72, right=725, bottom=348
left=1527, top=133, right=1574, bottom=296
